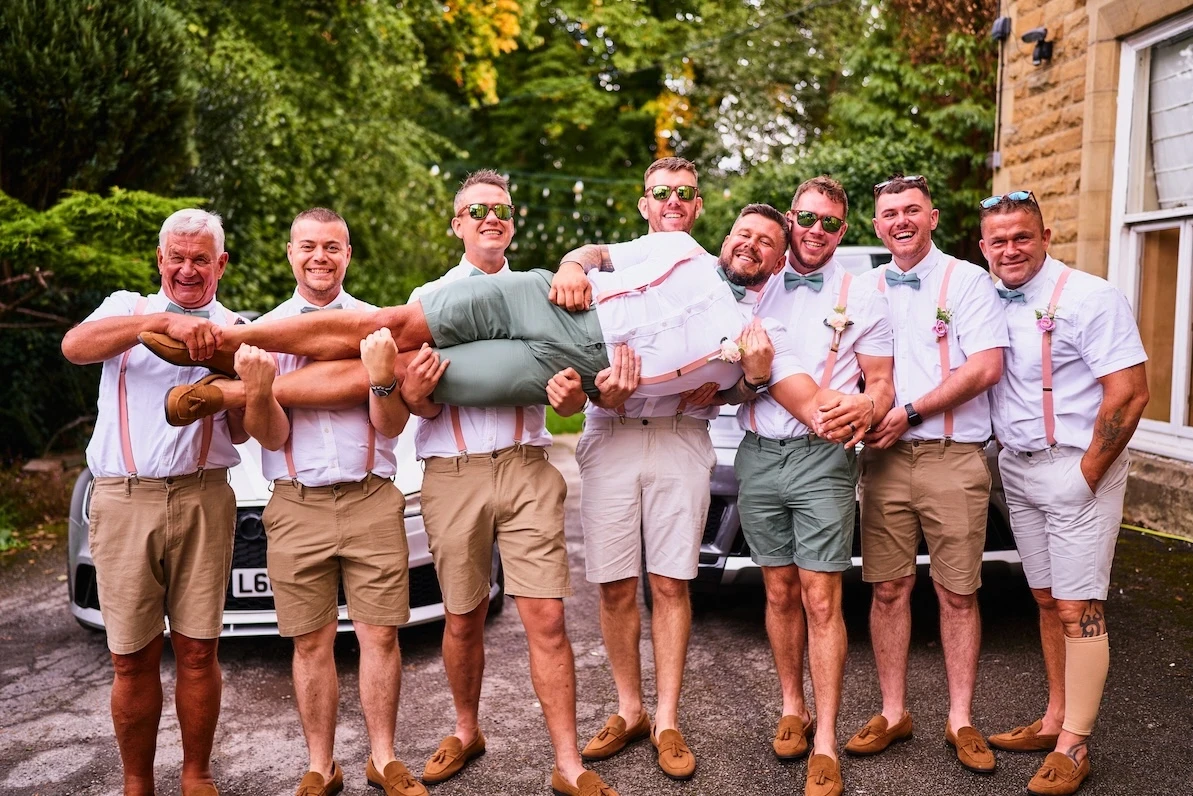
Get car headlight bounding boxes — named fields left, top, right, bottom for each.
left=403, top=490, right=421, bottom=518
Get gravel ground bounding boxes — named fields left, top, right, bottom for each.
left=1, top=438, right=1190, bottom=795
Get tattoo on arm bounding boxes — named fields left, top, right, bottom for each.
left=597, top=246, right=613, bottom=272
left=1095, top=407, right=1126, bottom=456
left=1079, top=600, right=1106, bottom=637
left=716, top=376, right=757, bottom=406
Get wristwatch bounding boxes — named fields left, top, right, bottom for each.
left=743, top=374, right=769, bottom=393
left=904, top=402, right=923, bottom=427
left=370, top=377, right=399, bottom=397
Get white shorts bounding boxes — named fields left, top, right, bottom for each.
left=576, top=415, right=715, bottom=583
left=998, top=445, right=1129, bottom=601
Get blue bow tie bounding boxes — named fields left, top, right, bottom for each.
left=165, top=302, right=210, bottom=318
left=884, top=270, right=921, bottom=290
left=998, top=287, right=1026, bottom=304
left=300, top=303, right=343, bottom=313
left=784, top=271, right=824, bottom=292
left=716, top=267, right=748, bottom=301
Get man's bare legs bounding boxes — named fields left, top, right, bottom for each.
left=292, top=622, right=340, bottom=778
left=1029, top=588, right=1068, bottom=736
left=761, top=566, right=811, bottom=725
left=870, top=575, right=914, bottom=726
left=441, top=600, right=488, bottom=748
left=110, top=634, right=166, bottom=796
left=215, top=304, right=434, bottom=361
left=171, top=633, right=224, bottom=792
left=354, top=620, right=403, bottom=769
left=935, top=582, right=981, bottom=732
left=801, top=571, right=847, bottom=757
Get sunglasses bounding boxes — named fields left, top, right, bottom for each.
left=873, top=174, right=928, bottom=197
left=980, top=190, right=1037, bottom=209
left=793, top=210, right=845, bottom=233
left=645, top=184, right=699, bottom=202
left=458, top=202, right=515, bottom=221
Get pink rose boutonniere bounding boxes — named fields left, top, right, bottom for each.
left=933, top=307, right=952, bottom=338
left=710, top=337, right=743, bottom=363
left=823, top=306, right=854, bottom=353
left=1035, top=307, right=1058, bottom=332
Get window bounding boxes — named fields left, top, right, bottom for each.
left=1110, top=10, right=1193, bottom=461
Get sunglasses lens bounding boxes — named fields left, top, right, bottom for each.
left=980, top=195, right=1001, bottom=209
left=795, top=211, right=818, bottom=228
left=492, top=204, right=513, bottom=220
left=467, top=203, right=487, bottom=219
left=1008, top=191, right=1032, bottom=202
left=676, top=185, right=697, bottom=201
left=650, top=186, right=671, bottom=201
left=822, top=216, right=844, bottom=233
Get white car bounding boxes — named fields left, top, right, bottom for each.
left=67, top=428, right=503, bottom=636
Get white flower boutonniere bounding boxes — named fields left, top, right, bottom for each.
left=710, top=337, right=743, bottom=363
left=823, top=306, right=854, bottom=352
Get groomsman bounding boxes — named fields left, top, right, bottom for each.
left=980, top=191, right=1148, bottom=796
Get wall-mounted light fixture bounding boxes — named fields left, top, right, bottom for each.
left=1022, top=27, right=1054, bottom=66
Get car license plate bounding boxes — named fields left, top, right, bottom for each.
left=231, top=568, right=273, bottom=598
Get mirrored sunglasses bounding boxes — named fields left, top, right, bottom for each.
left=980, top=190, right=1036, bottom=209
left=459, top=202, right=515, bottom=221
left=646, top=184, right=699, bottom=201
left=794, top=210, right=845, bottom=233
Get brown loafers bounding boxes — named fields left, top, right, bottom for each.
left=139, top=331, right=237, bottom=377
left=165, top=374, right=230, bottom=427
left=989, top=719, right=1060, bottom=752
left=945, top=723, right=996, bottom=773
left=421, top=731, right=486, bottom=784
left=805, top=754, right=843, bottom=796
left=844, top=712, right=913, bottom=756
left=1028, top=751, right=1090, bottom=796
left=581, top=713, right=650, bottom=761
left=651, top=727, right=696, bottom=780
left=773, top=714, right=815, bottom=759
left=550, top=769, right=619, bottom=796
left=366, top=757, right=426, bottom=796
left=295, top=762, right=343, bottom=796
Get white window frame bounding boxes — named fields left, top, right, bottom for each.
left=1109, top=9, right=1193, bottom=462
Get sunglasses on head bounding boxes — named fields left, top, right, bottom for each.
left=980, top=190, right=1037, bottom=209
left=873, top=174, right=928, bottom=197
left=645, top=184, right=699, bottom=202
left=792, top=210, right=844, bottom=233
left=458, top=202, right=515, bottom=221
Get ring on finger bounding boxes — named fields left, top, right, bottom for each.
left=847, top=422, right=857, bottom=437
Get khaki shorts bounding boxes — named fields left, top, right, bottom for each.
left=576, top=415, right=714, bottom=583
left=263, top=476, right=410, bottom=637
left=859, top=440, right=990, bottom=595
left=998, top=446, right=1129, bottom=601
left=421, top=445, right=571, bottom=614
left=88, top=470, right=235, bottom=654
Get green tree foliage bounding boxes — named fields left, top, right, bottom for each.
left=0, top=189, right=198, bottom=458
left=0, top=0, right=196, bottom=210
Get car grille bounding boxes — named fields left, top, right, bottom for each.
left=73, top=564, right=100, bottom=610
left=409, top=564, right=443, bottom=608
left=702, top=496, right=727, bottom=545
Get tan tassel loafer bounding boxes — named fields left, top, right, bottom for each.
left=581, top=713, right=650, bottom=761
left=139, top=331, right=237, bottom=377
left=989, top=719, right=1060, bottom=752
left=773, top=714, right=815, bottom=759
left=294, top=762, right=343, bottom=796
left=805, top=754, right=843, bottom=796
left=1027, top=751, right=1090, bottom=796
left=421, top=731, right=486, bottom=784
left=844, top=712, right=913, bottom=756
left=945, top=723, right=996, bottom=774
left=550, top=769, right=619, bottom=796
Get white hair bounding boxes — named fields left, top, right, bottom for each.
left=159, top=209, right=225, bottom=254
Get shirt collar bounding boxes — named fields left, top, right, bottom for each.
left=739, top=286, right=762, bottom=306
left=460, top=255, right=510, bottom=276
left=896, top=242, right=942, bottom=280
left=292, top=287, right=350, bottom=311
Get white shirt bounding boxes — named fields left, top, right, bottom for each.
left=991, top=256, right=1147, bottom=453
left=258, top=290, right=398, bottom=485
left=588, top=231, right=805, bottom=397
left=869, top=243, right=1009, bottom=443
left=740, top=258, right=893, bottom=438
left=84, top=290, right=241, bottom=478
left=411, top=257, right=552, bottom=459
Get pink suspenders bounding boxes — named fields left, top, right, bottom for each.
left=748, top=273, right=854, bottom=434
left=118, top=297, right=213, bottom=477
left=878, top=259, right=959, bottom=437
left=1041, top=267, right=1072, bottom=447
left=449, top=405, right=524, bottom=454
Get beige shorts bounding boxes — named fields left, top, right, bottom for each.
left=998, top=446, right=1129, bottom=601
left=88, top=470, right=236, bottom=654
left=263, top=476, right=410, bottom=637
left=421, top=445, right=571, bottom=614
left=859, top=440, right=990, bottom=595
left=576, top=415, right=714, bottom=583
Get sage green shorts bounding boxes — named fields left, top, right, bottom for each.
left=735, top=432, right=858, bottom=571
left=419, top=269, right=611, bottom=407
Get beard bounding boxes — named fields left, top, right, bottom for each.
left=718, top=251, right=770, bottom=289
left=788, top=241, right=832, bottom=271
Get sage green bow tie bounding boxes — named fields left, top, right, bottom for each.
left=300, top=303, right=343, bottom=313
left=997, top=288, right=1026, bottom=303
left=716, top=267, right=748, bottom=301
left=884, top=270, right=921, bottom=289
left=165, top=302, right=209, bottom=318
left=784, top=272, right=824, bottom=292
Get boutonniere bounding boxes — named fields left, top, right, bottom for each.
left=709, top=337, right=743, bottom=363
left=933, top=307, right=952, bottom=338
left=1034, top=307, right=1058, bottom=333
left=823, top=306, right=854, bottom=352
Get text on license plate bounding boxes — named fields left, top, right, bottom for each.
left=231, top=568, right=273, bottom=597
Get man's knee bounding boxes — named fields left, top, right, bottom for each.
left=171, top=635, right=220, bottom=673
left=444, top=602, right=488, bottom=644
left=354, top=621, right=399, bottom=654
left=292, top=621, right=338, bottom=661
left=934, top=582, right=978, bottom=614
left=800, top=573, right=843, bottom=627
left=598, top=578, right=640, bottom=613
left=517, top=597, right=568, bottom=641
left=1056, top=599, right=1105, bottom=636
left=762, top=566, right=803, bottom=613
left=1031, top=587, right=1058, bottom=613
left=111, top=645, right=163, bottom=680
left=646, top=574, right=689, bottom=604
left=872, top=576, right=913, bottom=608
